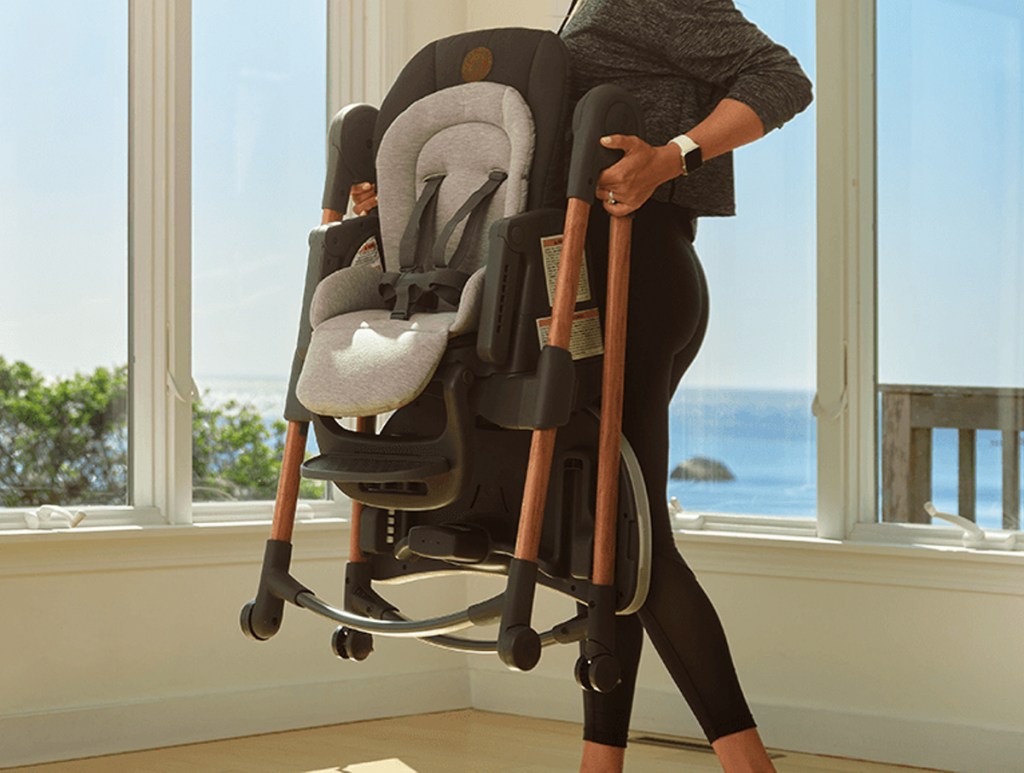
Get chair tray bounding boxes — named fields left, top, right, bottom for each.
left=301, top=452, right=450, bottom=482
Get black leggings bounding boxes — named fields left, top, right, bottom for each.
left=581, top=198, right=756, bottom=746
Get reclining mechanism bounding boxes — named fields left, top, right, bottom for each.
left=241, top=27, right=651, bottom=694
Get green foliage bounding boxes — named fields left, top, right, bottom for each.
left=191, top=399, right=322, bottom=502
left=0, top=356, right=128, bottom=507
left=0, top=357, right=322, bottom=507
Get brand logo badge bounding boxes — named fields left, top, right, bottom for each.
left=461, top=47, right=493, bottom=82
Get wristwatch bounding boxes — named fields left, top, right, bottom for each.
left=669, top=134, right=703, bottom=176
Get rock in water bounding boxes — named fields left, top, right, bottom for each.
left=671, top=456, right=735, bottom=482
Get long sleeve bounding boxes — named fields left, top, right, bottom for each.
left=651, top=0, right=813, bottom=132
left=562, top=0, right=813, bottom=216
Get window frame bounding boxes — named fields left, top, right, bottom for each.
left=814, top=0, right=877, bottom=541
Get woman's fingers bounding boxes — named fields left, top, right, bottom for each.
left=593, top=135, right=664, bottom=215
left=594, top=186, right=636, bottom=215
left=600, top=134, right=641, bottom=153
left=353, top=195, right=378, bottom=216
left=350, top=182, right=378, bottom=215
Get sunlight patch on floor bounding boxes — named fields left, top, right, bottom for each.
left=339, top=759, right=420, bottom=773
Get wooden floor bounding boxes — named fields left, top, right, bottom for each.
left=8, top=710, right=945, bottom=773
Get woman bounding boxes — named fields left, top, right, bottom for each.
left=557, top=1, right=812, bottom=772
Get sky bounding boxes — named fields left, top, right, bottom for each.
left=1, top=0, right=1022, bottom=393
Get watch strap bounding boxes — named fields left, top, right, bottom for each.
left=669, top=134, right=702, bottom=176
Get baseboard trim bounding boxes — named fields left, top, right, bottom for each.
left=469, top=667, right=1024, bottom=772
left=1, top=669, right=470, bottom=768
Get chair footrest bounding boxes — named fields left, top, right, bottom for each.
left=301, top=452, right=450, bottom=482
left=407, top=523, right=492, bottom=563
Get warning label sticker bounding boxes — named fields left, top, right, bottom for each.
left=351, top=236, right=382, bottom=270
left=536, top=307, right=604, bottom=360
left=541, top=234, right=591, bottom=306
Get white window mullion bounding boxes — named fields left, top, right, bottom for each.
left=375, top=0, right=408, bottom=103
left=327, top=0, right=361, bottom=115
left=129, top=0, right=192, bottom=525
left=815, top=0, right=876, bottom=540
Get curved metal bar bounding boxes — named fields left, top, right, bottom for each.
left=617, top=430, right=652, bottom=615
left=421, top=626, right=571, bottom=654
left=295, top=591, right=503, bottom=638
left=418, top=614, right=588, bottom=654
left=421, top=635, right=499, bottom=653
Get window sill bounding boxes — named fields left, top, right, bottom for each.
left=673, top=524, right=1024, bottom=596
left=3, top=509, right=1021, bottom=596
left=0, top=514, right=351, bottom=579
left=0, top=499, right=350, bottom=533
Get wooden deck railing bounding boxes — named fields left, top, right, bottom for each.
left=879, top=385, right=1023, bottom=529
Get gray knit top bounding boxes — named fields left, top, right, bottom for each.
left=561, top=0, right=813, bottom=216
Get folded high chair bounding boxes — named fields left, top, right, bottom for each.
left=241, top=27, right=649, bottom=692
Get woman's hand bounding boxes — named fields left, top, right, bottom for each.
left=351, top=182, right=378, bottom=215
left=594, top=135, right=681, bottom=215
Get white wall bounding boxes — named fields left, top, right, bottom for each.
left=4, top=524, right=1023, bottom=770
left=467, top=537, right=1024, bottom=773
left=0, top=525, right=469, bottom=767
left=401, top=0, right=467, bottom=48
left=465, top=0, right=562, bottom=32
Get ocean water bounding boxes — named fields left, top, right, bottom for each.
left=669, top=387, right=1019, bottom=529
left=668, top=387, right=817, bottom=518
left=197, top=377, right=1019, bottom=530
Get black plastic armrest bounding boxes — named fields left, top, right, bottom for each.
left=478, top=208, right=566, bottom=365
left=312, top=213, right=382, bottom=282
left=566, top=85, right=643, bottom=202
left=322, top=104, right=379, bottom=213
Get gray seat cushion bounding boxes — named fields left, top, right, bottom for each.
left=296, top=82, right=535, bottom=418
left=296, top=266, right=486, bottom=416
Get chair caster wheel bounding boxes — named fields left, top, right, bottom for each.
left=498, top=625, right=541, bottom=671
left=239, top=600, right=264, bottom=641
left=574, top=655, right=593, bottom=691
left=574, top=653, right=621, bottom=693
left=332, top=626, right=373, bottom=661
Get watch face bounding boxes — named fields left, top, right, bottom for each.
left=684, top=146, right=703, bottom=173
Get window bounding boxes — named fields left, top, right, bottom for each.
left=0, top=1, right=128, bottom=510
left=877, top=0, right=1024, bottom=531
left=191, top=1, right=327, bottom=504
left=671, top=0, right=817, bottom=520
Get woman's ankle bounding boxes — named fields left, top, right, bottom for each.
left=711, top=727, right=776, bottom=773
left=579, top=740, right=626, bottom=773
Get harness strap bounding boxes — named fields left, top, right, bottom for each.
left=398, top=174, right=445, bottom=271
left=431, top=170, right=508, bottom=271
left=380, top=269, right=435, bottom=320
left=425, top=268, right=472, bottom=307
left=381, top=173, right=446, bottom=320
left=380, top=170, right=505, bottom=321
left=378, top=268, right=469, bottom=321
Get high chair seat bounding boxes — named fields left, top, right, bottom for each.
left=296, top=80, right=535, bottom=418
left=296, top=270, right=485, bottom=416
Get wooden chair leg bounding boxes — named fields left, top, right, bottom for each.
left=271, top=420, right=309, bottom=543
left=572, top=213, right=633, bottom=695
left=513, top=197, right=592, bottom=562
left=499, top=197, right=592, bottom=671
left=592, top=214, right=631, bottom=588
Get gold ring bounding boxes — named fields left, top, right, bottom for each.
left=607, top=192, right=617, bottom=205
